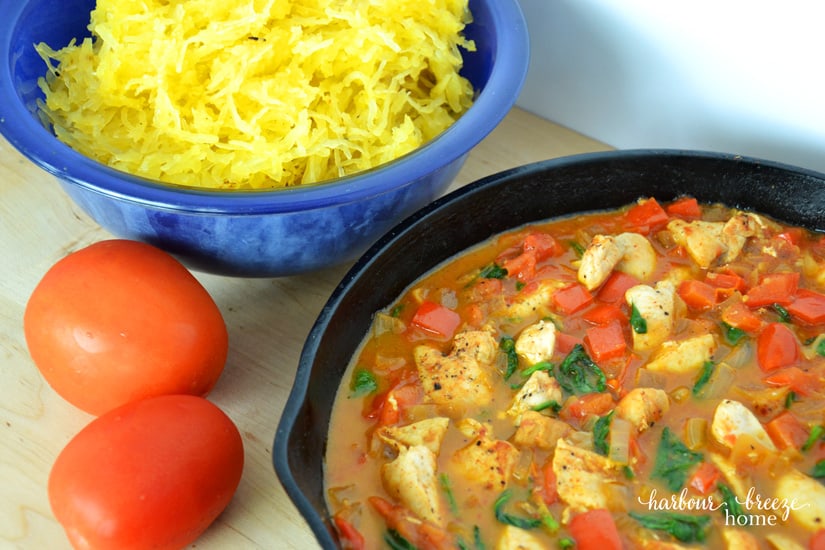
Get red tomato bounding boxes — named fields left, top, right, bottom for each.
left=24, top=240, right=228, bottom=416
left=756, top=322, right=799, bottom=372
left=568, top=509, right=623, bottom=550
left=48, top=395, right=244, bottom=550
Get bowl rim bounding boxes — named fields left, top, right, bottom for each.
left=273, top=147, right=825, bottom=548
left=0, top=0, right=530, bottom=214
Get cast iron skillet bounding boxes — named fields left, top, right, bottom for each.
left=273, top=149, right=825, bottom=548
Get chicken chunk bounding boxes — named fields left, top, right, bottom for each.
left=625, top=281, right=676, bottom=351
left=378, top=417, right=450, bottom=455
left=774, top=468, right=825, bottom=532
left=645, top=334, right=717, bottom=374
left=514, top=319, right=556, bottom=366
left=668, top=213, right=765, bottom=268
left=414, top=330, right=498, bottom=417
left=578, top=232, right=657, bottom=291
left=721, top=529, right=760, bottom=550
left=452, top=419, right=520, bottom=491
left=497, top=279, right=568, bottom=324
left=614, top=387, right=670, bottom=433
left=510, top=409, right=572, bottom=450
left=382, top=445, right=444, bottom=525
left=552, top=437, right=625, bottom=514
left=707, top=452, right=751, bottom=501
left=667, top=219, right=726, bottom=268
left=496, top=524, right=548, bottom=550
left=710, top=399, right=776, bottom=451
left=506, top=370, right=563, bottom=421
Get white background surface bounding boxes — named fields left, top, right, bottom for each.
left=514, top=0, right=825, bottom=174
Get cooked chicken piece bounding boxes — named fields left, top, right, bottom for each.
left=498, top=279, right=568, bottom=323
left=578, top=232, right=657, bottom=291
left=510, top=409, right=572, bottom=451
left=707, top=452, right=751, bottom=501
left=668, top=213, right=766, bottom=268
left=496, top=524, right=548, bottom=550
left=614, top=387, right=670, bottom=433
left=625, top=281, right=676, bottom=351
left=382, top=445, right=444, bottom=525
left=710, top=399, right=776, bottom=451
left=721, top=529, right=760, bottom=550
left=720, top=213, right=767, bottom=263
left=645, top=334, right=717, bottom=374
left=552, top=437, right=625, bottom=514
left=506, top=371, right=563, bottom=421
left=414, top=330, right=498, bottom=417
left=378, top=417, right=450, bottom=455
left=660, top=265, right=696, bottom=287
left=765, top=532, right=807, bottom=550
left=774, top=468, right=825, bottom=532
left=667, top=219, right=726, bottom=268
left=452, top=419, right=520, bottom=491
left=515, top=319, right=556, bottom=365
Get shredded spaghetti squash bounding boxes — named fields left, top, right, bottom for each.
left=36, top=0, right=476, bottom=189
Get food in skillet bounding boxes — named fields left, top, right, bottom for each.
left=325, top=197, right=825, bottom=549
left=34, top=0, right=475, bottom=189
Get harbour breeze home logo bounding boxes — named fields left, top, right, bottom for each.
left=638, top=487, right=809, bottom=526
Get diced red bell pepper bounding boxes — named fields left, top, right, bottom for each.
left=568, top=509, right=623, bottom=550
left=745, top=272, right=800, bottom=307
left=787, top=288, right=825, bottom=325
left=756, top=322, right=799, bottom=372
left=561, top=392, right=615, bottom=422
left=541, top=459, right=558, bottom=506
left=333, top=515, right=365, bottom=550
left=502, top=251, right=537, bottom=282
left=721, top=301, right=764, bottom=333
left=678, top=279, right=718, bottom=310
left=776, top=227, right=805, bottom=247
left=688, top=462, right=721, bottom=495
left=553, top=283, right=593, bottom=314
left=584, top=320, right=626, bottom=362
left=598, top=271, right=641, bottom=303
left=705, top=271, right=747, bottom=294
left=625, top=198, right=669, bottom=234
left=765, top=411, right=810, bottom=450
left=555, top=332, right=582, bottom=355
left=810, top=529, right=825, bottom=550
left=666, top=197, right=702, bottom=219
left=522, top=232, right=561, bottom=261
left=410, top=301, right=461, bottom=339
left=583, top=303, right=627, bottom=326
left=763, top=366, right=820, bottom=397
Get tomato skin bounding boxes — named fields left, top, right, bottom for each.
left=48, top=395, right=244, bottom=550
left=24, top=240, right=228, bottom=416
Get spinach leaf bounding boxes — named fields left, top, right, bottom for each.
left=629, top=303, right=648, bottom=334
left=500, top=336, right=519, bottom=380
left=772, top=303, right=791, bottom=323
left=457, top=526, right=485, bottom=550
left=480, top=263, right=507, bottom=279
left=494, top=489, right=541, bottom=530
left=651, top=427, right=703, bottom=491
left=569, top=240, right=586, bottom=258
left=593, top=411, right=614, bottom=456
left=721, top=322, right=746, bottom=345
left=817, top=338, right=825, bottom=357
left=521, top=361, right=553, bottom=378
left=440, top=474, right=459, bottom=515
left=803, top=425, right=825, bottom=452
left=692, top=361, right=715, bottom=397
left=718, top=484, right=747, bottom=521
left=555, top=344, right=607, bottom=395
left=349, top=368, right=377, bottom=398
left=385, top=529, right=416, bottom=550
left=814, top=459, right=825, bottom=478
left=629, top=511, right=710, bottom=543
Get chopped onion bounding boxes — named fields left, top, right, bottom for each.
left=684, top=417, right=708, bottom=451
left=722, top=340, right=753, bottom=369
left=372, top=312, right=406, bottom=336
left=609, top=416, right=632, bottom=465
left=699, top=362, right=736, bottom=399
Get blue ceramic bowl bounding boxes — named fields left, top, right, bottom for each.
left=0, top=0, right=529, bottom=277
